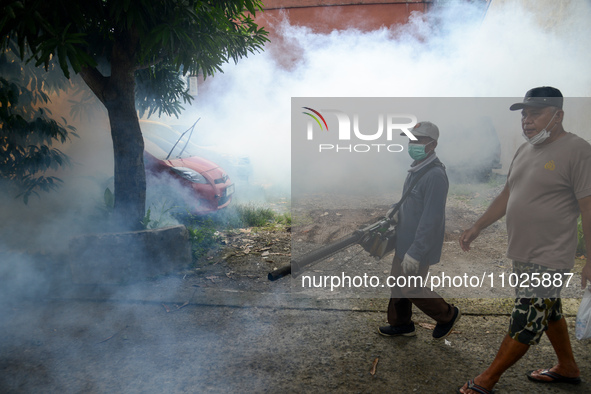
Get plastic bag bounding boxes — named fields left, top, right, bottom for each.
left=576, top=288, right=591, bottom=340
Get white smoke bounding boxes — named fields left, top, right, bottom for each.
left=2, top=0, right=591, bottom=253
left=169, top=0, right=591, bottom=193
left=1, top=2, right=590, bottom=390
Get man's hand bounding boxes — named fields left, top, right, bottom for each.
left=459, top=185, right=509, bottom=252
left=459, top=226, right=481, bottom=252
left=401, top=254, right=420, bottom=275
left=386, top=205, right=399, bottom=223
left=582, top=260, right=591, bottom=289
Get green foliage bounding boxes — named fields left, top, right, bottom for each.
left=211, top=203, right=291, bottom=231
left=135, top=65, right=194, bottom=118
left=141, top=200, right=177, bottom=230
left=186, top=219, right=220, bottom=261
left=276, top=212, right=292, bottom=226
left=0, top=0, right=269, bottom=226
left=234, top=203, right=276, bottom=227
left=68, top=87, right=106, bottom=122
left=577, top=215, right=586, bottom=256
left=1, top=0, right=269, bottom=118
left=179, top=203, right=290, bottom=262
left=0, top=43, right=76, bottom=203
left=81, top=186, right=115, bottom=232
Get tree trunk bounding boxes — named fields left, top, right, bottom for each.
left=105, top=97, right=146, bottom=230
left=103, top=37, right=146, bottom=230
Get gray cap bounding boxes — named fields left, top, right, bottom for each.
left=509, top=86, right=563, bottom=111
left=402, top=121, right=439, bottom=141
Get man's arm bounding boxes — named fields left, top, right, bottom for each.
left=459, top=184, right=510, bottom=252
left=578, top=195, right=591, bottom=288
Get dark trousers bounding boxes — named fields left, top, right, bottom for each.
left=387, top=255, right=454, bottom=326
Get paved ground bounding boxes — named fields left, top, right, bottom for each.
left=1, top=277, right=590, bottom=393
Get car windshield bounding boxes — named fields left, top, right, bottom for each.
left=140, top=120, right=248, bottom=172
left=141, top=121, right=198, bottom=160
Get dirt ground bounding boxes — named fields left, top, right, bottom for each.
left=1, top=180, right=591, bottom=393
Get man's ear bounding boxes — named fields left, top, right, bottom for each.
left=555, top=110, right=565, bottom=124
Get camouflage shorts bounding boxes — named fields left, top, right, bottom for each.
left=508, top=261, right=570, bottom=345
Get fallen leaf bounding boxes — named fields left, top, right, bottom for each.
left=418, top=322, right=436, bottom=330
left=370, top=358, right=379, bottom=376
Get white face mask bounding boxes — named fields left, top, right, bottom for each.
left=522, top=111, right=558, bottom=145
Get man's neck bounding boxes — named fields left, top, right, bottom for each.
left=409, top=153, right=437, bottom=173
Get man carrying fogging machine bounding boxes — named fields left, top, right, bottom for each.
left=268, top=121, right=461, bottom=337
left=458, top=87, right=591, bottom=394
left=378, top=121, right=461, bottom=339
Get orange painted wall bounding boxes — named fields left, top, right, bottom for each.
left=256, top=1, right=434, bottom=33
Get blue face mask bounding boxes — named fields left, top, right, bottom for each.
left=408, top=141, right=433, bottom=161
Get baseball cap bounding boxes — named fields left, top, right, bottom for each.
left=509, top=86, right=563, bottom=111
left=401, top=121, right=439, bottom=141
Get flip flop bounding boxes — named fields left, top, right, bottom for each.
left=456, top=379, right=495, bottom=394
left=526, top=369, right=581, bottom=384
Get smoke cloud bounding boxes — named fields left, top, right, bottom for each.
left=0, top=0, right=589, bottom=283
left=0, top=0, right=588, bottom=259
left=177, top=0, right=591, bottom=196
left=1, top=1, right=591, bottom=390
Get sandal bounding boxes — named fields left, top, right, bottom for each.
left=526, top=368, right=581, bottom=384
left=457, top=379, right=495, bottom=394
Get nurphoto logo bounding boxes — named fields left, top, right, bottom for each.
left=302, top=107, right=418, bottom=153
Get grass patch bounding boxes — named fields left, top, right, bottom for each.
left=141, top=200, right=177, bottom=229
left=234, top=203, right=276, bottom=227
left=177, top=202, right=291, bottom=262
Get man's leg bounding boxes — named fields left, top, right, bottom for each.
left=528, top=317, right=580, bottom=381
left=461, top=293, right=566, bottom=393
left=383, top=257, right=455, bottom=336
left=380, top=256, right=417, bottom=336
left=400, top=263, right=454, bottom=324
left=459, top=334, right=529, bottom=393
left=387, top=256, right=413, bottom=326
left=386, top=297, right=412, bottom=326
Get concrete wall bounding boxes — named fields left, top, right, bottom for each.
left=69, top=225, right=192, bottom=284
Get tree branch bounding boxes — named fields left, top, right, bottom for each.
left=79, top=66, right=109, bottom=104
left=135, top=55, right=165, bottom=71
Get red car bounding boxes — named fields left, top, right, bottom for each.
left=141, top=120, right=234, bottom=214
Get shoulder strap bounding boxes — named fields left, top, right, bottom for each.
left=386, top=161, right=440, bottom=219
